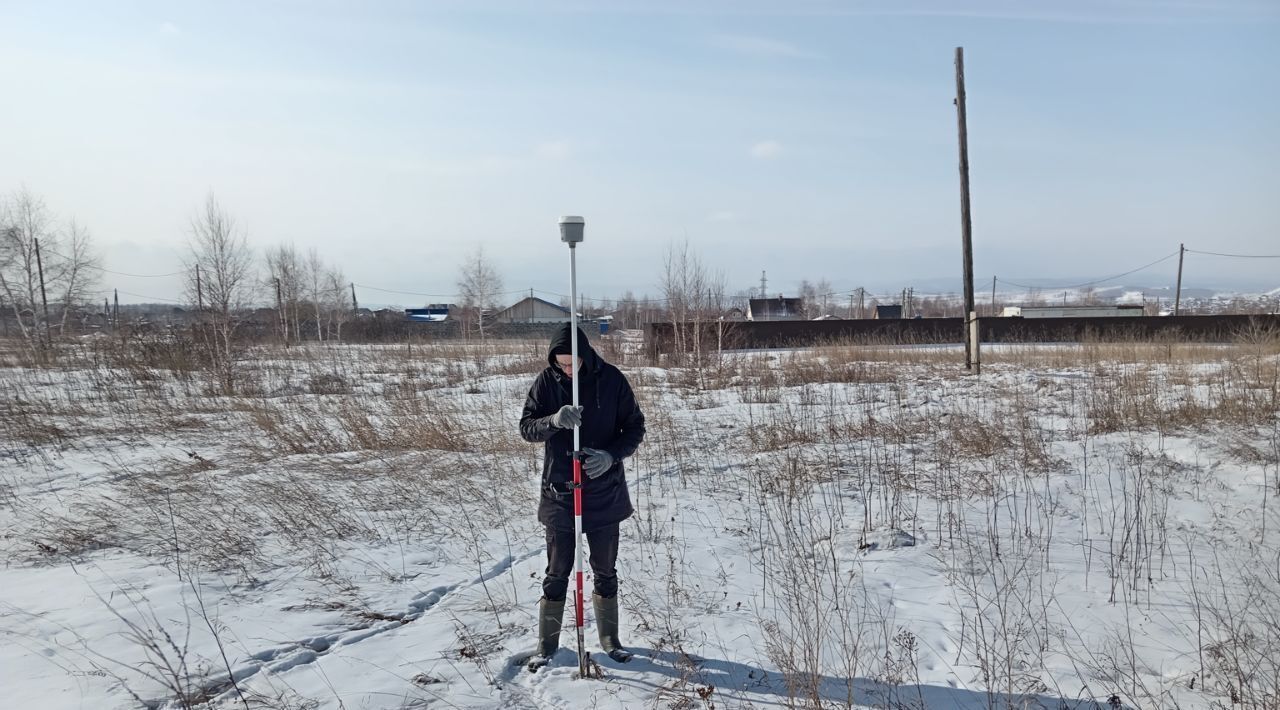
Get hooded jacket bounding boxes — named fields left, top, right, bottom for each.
left=520, top=324, right=645, bottom=531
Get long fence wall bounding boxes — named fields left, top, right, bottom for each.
left=645, top=314, right=1280, bottom=356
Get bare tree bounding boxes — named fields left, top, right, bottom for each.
left=798, top=279, right=816, bottom=317
left=184, top=194, right=253, bottom=393
left=661, top=239, right=701, bottom=356
left=0, top=189, right=99, bottom=353
left=659, top=238, right=725, bottom=376
left=457, top=246, right=503, bottom=340
left=56, top=219, right=102, bottom=336
left=0, top=189, right=56, bottom=352
left=306, top=248, right=325, bottom=342
left=815, top=278, right=833, bottom=318
left=322, top=267, right=350, bottom=342
left=797, top=278, right=833, bottom=318
left=264, top=243, right=303, bottom=344
left=614, top=291, right=640, bottom=330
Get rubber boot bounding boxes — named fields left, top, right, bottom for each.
left=520, top=597, right=564, bottom=672
left=593, top=593, right=633, bottom=662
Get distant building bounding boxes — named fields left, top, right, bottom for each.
left=1002, top=305, right=1144, bottom=318
left=405, top=303, right=456, bottom=322
left=874, top=305, right=903, bottom=319
left=490, top=296, right=571, bottom=324
left=747, top=297, right=805, bottom=321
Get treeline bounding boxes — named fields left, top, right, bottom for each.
left=0, top=189, right=100, bottom=357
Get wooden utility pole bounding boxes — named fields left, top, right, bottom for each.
left=350, top=282, right=358, bottom=313
left=112, top=289, right=119, bottom=329
left=275, top=277, right=286, bottom=345
left=1174, top=243, right=1185, bottom=315
left=955, top=46, right=976, bottom=369
left=34, top=238, right=51, bottom=348
left=195, top=264, right=204, bottom=311
left=858, top=288, right=865, bottom=319
left=991, top=276, right=997, bottom=317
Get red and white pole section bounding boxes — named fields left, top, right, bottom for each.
left=569, top=241, right=587, bottom=677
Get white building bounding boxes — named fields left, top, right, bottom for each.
left=1002, top=305, right=1145, bottom=318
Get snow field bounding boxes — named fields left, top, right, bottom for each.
left=1, top=334, right=1277, bottom=709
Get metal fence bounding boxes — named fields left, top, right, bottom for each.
left=645, top=314, right=1280, bottom=356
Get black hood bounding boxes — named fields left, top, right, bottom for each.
left=547, top=322, right=600, bottom=374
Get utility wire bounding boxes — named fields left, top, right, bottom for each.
left=1186, top=248, right=1280, bottom=259
left=352, top=283, right=529, bottom=300
left=532, top=288, right=672, bottom=305
left=115, top=289, right=185, bottom=304
left=85, top=265, right=186, bottom=278
left=351, top=283, right=463, bottom=299
left=998, top=250, right=1181, bottom=291
left=40, top=247, right=186, bottom=278
left=80, top=242, right=1272, bottom=307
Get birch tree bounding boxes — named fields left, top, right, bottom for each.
left=184, top=193, right=253, bottom=393
left=0, top=189, right=99, bottom=354
left=264, top=243, right=304, bottom=343
left=659, top=238, right=725, bottom=376
left=457, top=246, right=503, bottom=340
left=322, top=266, right=350, bottom=342
left=0, top=189, right=56, bottom=350
left=56, top=220, right=101, bottom=335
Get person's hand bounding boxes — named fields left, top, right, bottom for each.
left=551, top=405, right=583, bottom=429
left=581, top=448, right=614, bottom=478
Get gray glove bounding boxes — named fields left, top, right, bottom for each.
left=551, top=405, right=583, bottom=429
left=581, top=448, right=614, bottom=479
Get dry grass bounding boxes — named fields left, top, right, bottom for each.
left=0, top=336, right=544, bottom=590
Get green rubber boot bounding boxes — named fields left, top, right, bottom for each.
left=520, top=597, right=564, bottom=672
left=593, top=593, right=633, bottom=663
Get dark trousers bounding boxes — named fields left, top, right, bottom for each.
left=542, top=523, right=620, bottom=601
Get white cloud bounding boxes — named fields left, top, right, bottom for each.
left=535, top=140, right=571, bottom=160
left=749, top=140, right=782, bottom=159
left=159, top=22, right=181, bottom=36
left=709, top=34, right=814, bottom=59
left=707, top=210, right=738, bottom=222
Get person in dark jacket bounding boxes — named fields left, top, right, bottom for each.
left=517, top=323, right=645, bottom=669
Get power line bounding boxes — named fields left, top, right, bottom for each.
left=40, top=247, right=185, bottom=278
left=86, top=265, right=185, bottom=278
left=998, top=250, right=1181, bottom=291
left=79, top=242, right=1272, bottom=308
left=351, top=283, right=462, bottom=298
left=1186, top=248, right=1280, bottom=259
left=351, top=283, right=529, bottom=300
left=532, top=288, right=672, bottom=305
left=115, top=289, right=185, bottom=304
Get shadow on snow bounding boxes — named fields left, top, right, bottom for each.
left=503, top=647, right=1131, bottom=710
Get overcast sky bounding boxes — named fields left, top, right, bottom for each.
left=2, top=0, right=1277, bottom=306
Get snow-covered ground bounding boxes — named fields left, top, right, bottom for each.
left=2, top=335, right=1277, bottom=709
